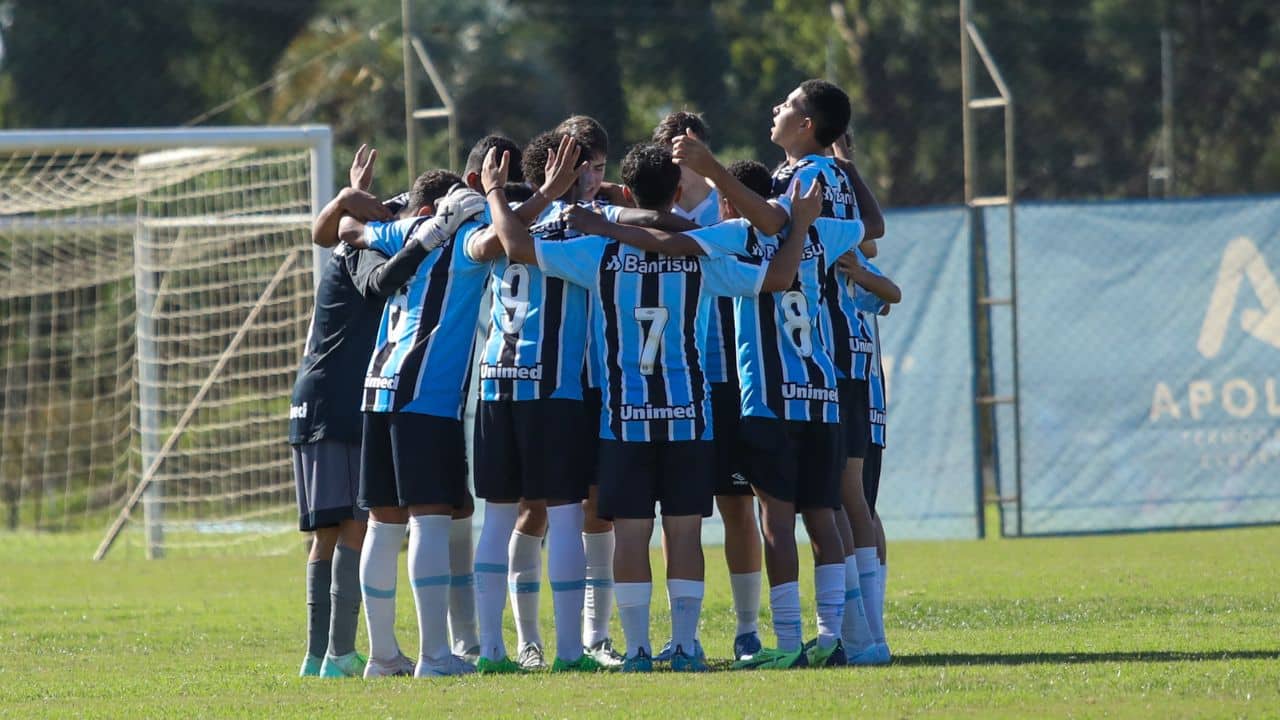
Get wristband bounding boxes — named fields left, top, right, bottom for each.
left=485, top=186, right=505, bottom=197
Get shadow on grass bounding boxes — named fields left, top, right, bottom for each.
left=894, top=650, right=1280, bottom=666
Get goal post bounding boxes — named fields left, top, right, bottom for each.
left=0, top=126, right=332, bottom=560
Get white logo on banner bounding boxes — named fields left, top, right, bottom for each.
left=1196, top=236, right=1280, bottom=358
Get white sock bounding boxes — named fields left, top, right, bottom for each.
left=448, top=517, right=478, bottom=654
left=729, top=571, right=762, bottom=636
left=667, top=579, right=704, bottom=655
left=582, top=530, right=615, bottom=646
left=814, top=564, right=844, bottom=649
left=856, top=547, right=886, bottom=644
left=474, top=502, right=517, bottom=661
left=407, top=515, right=452, bottom=662
left=769, top=581, right=802, bottom=652
left=878, top=561, right=888, bottom=644
left=841, top=554, right=875, bottom=652
left=615, top=581, right=652, bottom=658
left=359, top=520, right=405, bottom=662
left=508, top=531, right=543, bottom=649
left=547, top=504, right=586, bottom=661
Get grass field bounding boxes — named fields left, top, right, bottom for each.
left=2, top=526, right=1278, bottom=719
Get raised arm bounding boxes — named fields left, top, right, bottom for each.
left=565, top=205, right=705, bottom=257
left=513, top=135, right=586, bottom=225
left=761, top=180, right=822, bottom=292
left=832, top=156, right=884, bottom=240
left=480, top=148, right=538, bottom=265
left=673, top=130, right=788, bottom=236
left=314, top=144, right=393, bottom=247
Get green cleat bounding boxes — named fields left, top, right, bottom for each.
left=759, top=645, right=808, bottom=670
left=299, top=654, right=322, bottom=677
left=805, top=639, right=843, bottom=668
left=319, top=651, right=367, bottom=678
left=551, top=654, right=606, bottom=673
left=475, top=656, right=524, bottom=675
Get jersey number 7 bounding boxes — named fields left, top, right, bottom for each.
left=634, top=306, right=669, bottom=376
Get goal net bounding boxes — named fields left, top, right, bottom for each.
left=0, top=127, right=332, bottom=559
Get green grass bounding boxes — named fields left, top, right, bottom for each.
left=2, top=527, right=1278, bottom=718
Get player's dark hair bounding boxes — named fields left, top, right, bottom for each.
left=521, top=131, right=559, bottom=188
left=407, top=169, right=461, bottom=214
left=796, top=79, right=852, bottom=147
left=554, top=115, right=609, bottom=161
left=727, top=160, right=774, bottom=200
left=620, top=143, right=681, bottom=211
left=503, top=182, right=534, bottom=203
left=465, top=134, right=524, bottom=183
left=652, top=110, right=709, bottom=146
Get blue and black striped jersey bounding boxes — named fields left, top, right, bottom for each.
left=361, top=216, right=491, bottom=418
left=479, top=201, right=620, bottom=402
left=536, top=235, right=766, bottom=442
left=704, top=218, right=865, bottom=423
left=672, top=189, right=738, bottom=385
left=854, top=261, right=890, bottom=447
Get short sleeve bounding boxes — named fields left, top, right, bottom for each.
left=453, top=220, right=492, bottom=271
left=597, top=203, right=623, bottom=223
left=688, top=218, right=750, bottom=257
left=701, top=254, right=766, bottom=298
left=535, top=235, right=608, bottom=288
left=813, top=217, right=866, bottom=262
left=350, top=246, right=389, bottom=296
left=853, top=259, right=888, bottom=313
left=363, top=218, right=413, bottom=256
left=770, top=164, right=821, bottom=219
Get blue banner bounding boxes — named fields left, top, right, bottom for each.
left=986, top=197, right=1280, bottom=534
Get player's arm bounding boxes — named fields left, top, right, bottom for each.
left=761, top=180, right=822, bottom=292
left=480, top=149, right=538, bottom=264
left=596, top=181, right=633, bottom=207
left=831, top=148, right=885, bottom=240
left=512, top=135, right=586, bottom=225
left=612, top=207, right=699, bottom=232
left=314, top=144, right=394, bottom=247
left=673, top=130, right=788, bottom=236
left=836, top=253, right=901, bottom=305
left=564, top=204, right=705, bottom=257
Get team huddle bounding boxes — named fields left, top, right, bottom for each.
left=290, top=78, right=900, bottom=678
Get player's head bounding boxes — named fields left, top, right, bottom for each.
left=620, top=143, right=681, bottom=212
left=521, top=131, right=560, bottom=195
left=652, top=110, right=708, bottom=146
left=554, top=115, right=609, bottom=201
left=464, top=134, right=524, bottom=192
left=771, top=79, right=851, bottom=151
left=406, top=169, right=462, bottom=217
left=719, top=160, right=772, bottom=221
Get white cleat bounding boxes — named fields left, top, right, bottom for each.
left=414, top=653, right=477, bottom=678
left=363, top=652, right=415, bottom=678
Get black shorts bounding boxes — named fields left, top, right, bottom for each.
left=596, top=440, right=714, bottom=520
left=711, top=381, right=752, bottom=496
left=358, top=412, right=468, bottom=509
left=473, top=398, right=589, bottom=502
left=839, top=379, right=872, bottom=460
left=739, top=417, right=844, bottom=511
left=862, top=444, right=883, bottom=514
left=582, top=387, right=603, bottom=486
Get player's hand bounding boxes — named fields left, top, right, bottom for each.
left=338, top=187, right=393, bottom=222
left=540, top=134, right=585, bottom=201
left=349, top=144, right=377, bottom=191
left=789, top=179, right=822, bottom=229
left=879, top=304, right=891, bottom=317
left=413, top=184, right=483, bottom=253
left=564, top=204, right=610, bottom=236
left=835, top=250, right=863, bottom=276
left=482, top=148, right=510, bottom=194
left=672, top=128, right=719, bottom=178
left=596, top=181, right=632, bottom=207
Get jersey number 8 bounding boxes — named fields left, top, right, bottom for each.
left=780, top=291, right=813, bottom=358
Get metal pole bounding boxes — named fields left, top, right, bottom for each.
left=1005, top=95, right=1023, bottom=538
left=401, top=0, right=418, bottom=182
left=960, top=0, right=975, bottom=204
left=1161, top=28, right=1175, bottom=197
left=132, top=205, right=163, bottom=559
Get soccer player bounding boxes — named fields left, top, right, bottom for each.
left=292, top=146, right=393, bottom=678
left=485, top=143, right=823, bottom=672
left=470, top=130, right=608, bottom=674
left=338, top=151, right=512, bottom=676
left=651, top=111, right=764, bottom=662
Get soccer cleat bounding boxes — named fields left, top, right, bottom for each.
left=299, top=654, right=322, bottom=677
left=584, top=638, right=625, bottom=668
left=805, top=639, right=843, bottom=668
left=621, top=647, right=654, bottom=673
left=551, top=654, right=606, bottom=673
left=759, top=645, right=809, bottom=670
left=655, top=637, right=705, bottom=663
left=414, top=653, right=477, bottom=678
left=516, top=643, right=548, bottom=671
left=475, top=656, right=523, bottom=674
left=458, top=645, right=482, bottom=664
left=363, top=652, right=416, bottom=678
left=845, top=642, right=891, bottom=667
left=319, top=650, right=367, bottom=678
left=670, top=646, right=709, bottom=673
left=733, top=631, right=762, bottom=661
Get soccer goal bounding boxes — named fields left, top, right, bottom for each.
left=0, top=127, right=332, bottom=560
